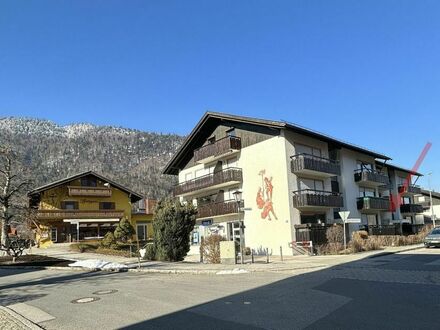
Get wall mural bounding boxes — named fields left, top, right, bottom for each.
left=256, top=169, right=278, bottom=221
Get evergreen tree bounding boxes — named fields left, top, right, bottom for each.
left=153, top=198, right=196, bottom=262
left=114, top=218, right=135, bottom=242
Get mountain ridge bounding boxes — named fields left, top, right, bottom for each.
left=0, top=116, right=186, bottom=198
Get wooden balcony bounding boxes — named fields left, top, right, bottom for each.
left=37, top=209, right=125, bottom=220
left=197, top=200, right=243, bottom=219
left=291, top=154, right=341, bottom=178
left=354, top=169, right=390, bottom=187
left=400, top=203, right=424, bottom=214
left=292, top=189, right=344, bottom=210
left=357, top=197, right=391, bottom=212
left=174, top=167, right=242, bottom=197
left=194, top=136, right=241, bottom=164
left=68, top=186, right=112, bottom=197
left=398, top=184, right=422, bottom=195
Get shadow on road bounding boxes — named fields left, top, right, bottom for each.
left=121, top=252, right=440, bottom=330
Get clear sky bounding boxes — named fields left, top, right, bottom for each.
left=1, top=1, right=439, bottom=189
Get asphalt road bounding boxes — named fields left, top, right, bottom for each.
left=1, top=248, right=440, bottom=329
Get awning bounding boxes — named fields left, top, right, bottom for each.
left=63, top=219, right=120, bottom=223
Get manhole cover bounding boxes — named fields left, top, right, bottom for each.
left=93, top=289, right=118, bottom=295
left=71, top=297, right=100, bottom=304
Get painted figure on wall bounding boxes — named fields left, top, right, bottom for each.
left=256, top=170, right=278, bottom=221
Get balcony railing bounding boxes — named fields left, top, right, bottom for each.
left=37, top=209, right=125, bottom=220
left=357, top=197, right=391, bottom=211
left=194, top=136, right=242, bottom=163
left=400, top=203, right=424, bottom=214
left=197, top=199, right=243, bottom=219
left=293, top=189, right=344, bottom=209
left=290, top=154, right=341, bottom=177
left=173, top=167, right=243, bottom=196
left=398, top=184, right=422, bottom=195
left=354, top=169, right=390, bottom=186
left=68, top=186, right=112, bottom=197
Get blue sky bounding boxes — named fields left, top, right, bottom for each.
left=1, top=1, right=439, bottom=189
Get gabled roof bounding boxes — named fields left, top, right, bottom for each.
left=376, top=161, right=423, bottom=177
left=163, top=111, right=391, bottom=175
left=28, top=171, right=143, bottom=203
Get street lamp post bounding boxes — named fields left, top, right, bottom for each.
left=233, top=190, right=244, bottom=264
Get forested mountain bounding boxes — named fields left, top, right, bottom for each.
left=0, top=117, right=185, bottom=198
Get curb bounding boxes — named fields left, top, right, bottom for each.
left=0, top=306, right=42, bottom=329
left=367, top=245, right=424, bottom=259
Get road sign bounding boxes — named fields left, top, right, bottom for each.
left=338, top=211, right=350, bottom=221
left=345, top=218, right=361, bottom=224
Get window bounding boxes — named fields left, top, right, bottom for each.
left=359, top=187, right=376, bottom=197
left=362, top=214, right=377, bottom=226
left=81, top=177, right=97, bottom=187
left=298, top=179, right=324, bottom=192
left=357, top=161, right=373, bottom=171
left=401, top=196, right=411, bottom=205
left=295, top=144, right=321, bottom=157
left=100, top=202, right=115, bottom=210
left=137, top=223, right=148, bottom=241
left=61, top=201, right=79, bottom=210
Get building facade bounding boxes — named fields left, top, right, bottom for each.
left=29, top=171, right=147, bottom=247
left=163, top=112, right=425, bottom=255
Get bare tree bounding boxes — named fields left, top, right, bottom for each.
left=0, top=146, right=33, bottom=247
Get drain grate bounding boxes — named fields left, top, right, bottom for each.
left=71, top=297, right=100, bottom=304
left=93, top=289, right=118, bottom=295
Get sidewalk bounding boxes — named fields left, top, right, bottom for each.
left=130, top=244, right=424, bottom=274
left=29, top=243, right=424, bottom=274
left=0, top=307, right=41, bottom=330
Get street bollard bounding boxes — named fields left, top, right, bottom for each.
left=251, top=250, right=254, bottom=263
left=266, top=248, right=269, bottom=263
left=280, top=246, right=283, bottom=262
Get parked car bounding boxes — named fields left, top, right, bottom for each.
left=424, top=228, right=440, bottom=248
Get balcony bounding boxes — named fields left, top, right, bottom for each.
left=292, top=189, right=344, bottom=210
left=291, top=154, right=341, bottom=178
left=357, top=197, right=391, bottom=213
left=194, top=136, right=242, bottom=164
left=37, top=209, right=125, bottom=220
left=354, top=169, right=389, bottom=187
left=400, top=203, right=424, bottom=214
left=68, top=186, right=112, bottom=197
left=174, top=167, right=243, bottom=197
left=398, top=184, right=422, bottom=195
left=197, top=200, right=243, bottom=219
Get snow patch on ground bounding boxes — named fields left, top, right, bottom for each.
left=69, top=259, right=127, bottom=271
left=216, top=268, right=249, bottom=275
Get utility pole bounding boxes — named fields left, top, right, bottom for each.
left=428, top=173, right=436, bottom=228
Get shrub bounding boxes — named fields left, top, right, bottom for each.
left=114, top=218, right=135, bottom=242
left=200, top=234, right=224, bottom=264
left=143, top=244, right=156, bottom=261
left=100, top=232, right=116, bottom=248
left=153, top=198, right=196, bottom=262
left=326, top=225, right=344, bottom=244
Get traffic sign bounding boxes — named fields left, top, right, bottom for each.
left=345, top=218, right=361, bottom=224
left=338, top=211, right=350, bottom=221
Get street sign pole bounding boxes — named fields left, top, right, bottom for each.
left=339, top=211, right=350, bottom=251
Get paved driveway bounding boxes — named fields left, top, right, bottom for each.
left=1, top=248, right=440, bottom=329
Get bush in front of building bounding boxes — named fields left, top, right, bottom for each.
left=142, top=244, right=156, bottom=261
left=153, top=198, right=196, bottom=262
left=114, top=218, right=135, bottom=242
left=100, top=232, right=117, bottom=249
left=70, top=243, right=99, bottom=253
left=200, top=234, right=224, bottom=264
